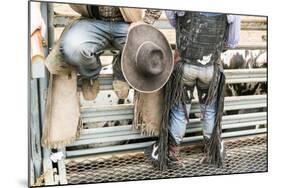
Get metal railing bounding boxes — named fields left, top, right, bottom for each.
left=93, top=68, right=267, bottom=90
left=66, top=94, right=267, bottom=157
left=30, top=3, right=268, bottom=186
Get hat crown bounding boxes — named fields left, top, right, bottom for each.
left=135, top=41, right=164, bottom=77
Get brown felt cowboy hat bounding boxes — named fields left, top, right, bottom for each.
left=121, top=23, right=173, bottom=93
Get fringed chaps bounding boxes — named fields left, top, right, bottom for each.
left=41, top=70, right=82, bottom=149
left=204, top=62, right=225, bottom=167
left=133, top=90, right=164, bottom=136
left=157, top=61, right=187, bottom=170
left=157, top=60, right=225, bottom=170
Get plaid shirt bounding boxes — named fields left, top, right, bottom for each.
left=143, top=9, right=162, bottom=24
left=98, top=6, right=123, bottom=20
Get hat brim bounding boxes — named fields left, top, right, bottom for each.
left=121, top=24, right=173, bottom=93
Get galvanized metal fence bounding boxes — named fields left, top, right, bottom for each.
left=29, top=3, right=267, bottom=186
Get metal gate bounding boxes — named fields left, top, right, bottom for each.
left=29, top=3, right=267, bottom=186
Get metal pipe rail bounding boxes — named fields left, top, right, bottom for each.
left=70, top=112, right=266, bottom=146
left=66, top=94, right=267, bottom=157
left=66, top=112, right=266, bottom=157
left=35, top=4, right=268, bottom=186
left=53, top=14, right=267, bottom=31
left=93, top=68, right=267, bottom=91
left=52, top=11, right=267, bottom=50
left=80, top=95, right=266, bottom=123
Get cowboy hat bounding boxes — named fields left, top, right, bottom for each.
left=121, top=23, right=173, bottom=93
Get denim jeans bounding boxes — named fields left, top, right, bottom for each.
left=60, top=18, right=129, bottom=79
left=169, top=63, right=217, bottom=144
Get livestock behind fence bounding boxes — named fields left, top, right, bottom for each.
left=29, top=2, right=267, bottom=186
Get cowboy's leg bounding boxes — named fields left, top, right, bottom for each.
left=169, top=63, right=198, bottom=145
left=197, top=64, right=226, bottom=164
left=169, top=102, right=192, bottom=144
left=197, top=64, right=215, bottom=138
left=60, top=19, right=111, bottom=78
left=111, top=21, right=130, bottom=80
left=111, top=21, right=131, bottom=99
left=145, top=62, right=197, bottom=165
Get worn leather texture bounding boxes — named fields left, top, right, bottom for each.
left=41, top=70, right=81, bottom=148
left=133, top=89, right=164, bottom=136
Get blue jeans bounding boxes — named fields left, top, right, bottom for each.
left=169, top=63, right=217, bottom=144
left=60, top=18, right=129, bottom=79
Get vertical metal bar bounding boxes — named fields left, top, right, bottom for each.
left=28, top=2, right=34, bottom=186
left=57, top=148, right=68, bottom=185
left=40, top=2, right=56, bottom=185
left=46, top=3, right=69, bottom=185
left=30, top=78, right=43, bottom=184
left=47, top=3, right=54, bottom=50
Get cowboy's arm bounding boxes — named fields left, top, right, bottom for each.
left=165, top=10, right=177, bottom=28
left=143, top=9, right=162, bottom=24
left=226, top=15, right=241, bottom=48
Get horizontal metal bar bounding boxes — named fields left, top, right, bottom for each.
left=191, top=95, right=266, bottom=113
left=66, top=141, right=155, bottom=157
left=224, top=68, right=266, bottom=77
left=81, top=95, right=266, bottom=112
left=225, top=68, right=266, bottom=73
left=85, top=111, right=266, bottom=137
left=79, top=119, right=266, bottom=140
left=95, top=69, right=267, bottom=90
left=82, top=114, right=133, bottom=123
left=225, top=69, right=267, bottom=83
left=186, top=120, right=266, bottom=134
left=80, top=111, right=266, bottom=136
left=231, top=44, right=266, bottom=50
left=68, top=112, right=266, bottom=146
left=80, top=95, right=266, bottom=123
left=66, top=129, right=267, bottom=157
left=53, top=15, right=267, bottom=30
left=182, top=128, right=267, bottom=143
left=81, top=109, right=133, bottom=118
left=81, top=125, right=132, bottom=134
left=79, top=130, right=140, bottom=140
left=155, top=20, right=267, bottom=30
left=68, top=133, right=154, bottom=147
left=81, top=104, right=133, bottom=113
left=226, top=78, right=267, bottom=84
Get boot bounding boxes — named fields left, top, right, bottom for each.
left=200, top=137, right=210, bottom=164
left=112, top=80, right=130, bottom=99
left=168, top=143, right=180, bottom=161
left=144, top=141, right=160, bottom=168
left=81, top=78, right=100, bottom=100
left=167, top=133, right=183, bottom=167
left=200, top=136, right=226, bottom=166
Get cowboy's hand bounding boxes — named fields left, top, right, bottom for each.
left=30, top=2, right=46, bottom=37
left=174, top=49, right=181, bottom=63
